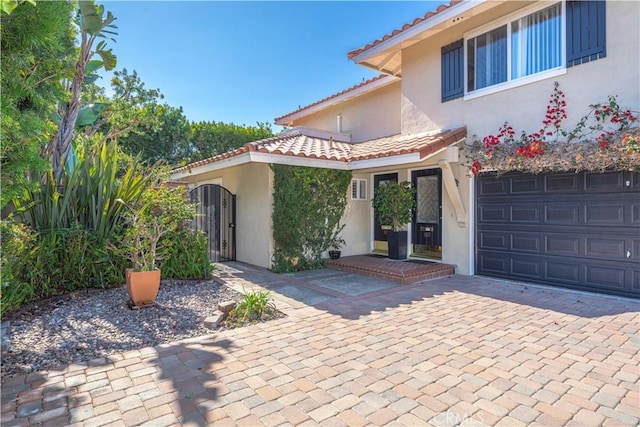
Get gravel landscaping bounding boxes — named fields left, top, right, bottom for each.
left=1, top=280, right=284, bottom=378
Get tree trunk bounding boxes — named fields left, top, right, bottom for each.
left=45, top=34, right=91, bottom=185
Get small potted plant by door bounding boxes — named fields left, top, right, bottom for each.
left=372, top=181, right=416, bottom=260
left=119, top=185, right=195, bottom=307
left=328, top=235, right=345, bottom=260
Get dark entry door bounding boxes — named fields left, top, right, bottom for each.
left=476, top=171, right=640, bottom=298
left=190, top=184, right=236, bottom=262
left=373, top=173, right=398, bottom=253
left=412, top=169, right=443, bottom=259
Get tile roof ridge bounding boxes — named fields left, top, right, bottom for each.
left=347, top=0, right=462, bottom=59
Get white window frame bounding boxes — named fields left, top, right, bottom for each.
left=351, top=178, right=367, bottom=200
left=463, top=1, right=566, bottom=101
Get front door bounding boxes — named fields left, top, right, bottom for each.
left=373, top=173, right=398, bottom=253
left=411, top=169, right=442, bottom=259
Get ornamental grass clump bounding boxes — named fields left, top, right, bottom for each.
left=228, top=289, right=276, bottom=326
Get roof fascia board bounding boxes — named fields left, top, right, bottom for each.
left=349, top=143, right=459, bottom=170
left=249, top=152, right=350, bottom=170
left=349, top=153, right=421, bottom=170
left=351, top=0, right=487, bottom=64
left=275, top=75, right=398, bottom=125
left=172, top=152, right=252, bottom=179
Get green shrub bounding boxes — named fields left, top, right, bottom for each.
left=159, top=227, right=213, bottom=279
left=271, top=165, right=351, bottom=272
left=3, top=142, right=211, bottom=315
left=120, top=185, right=197, bottom=271
left=1, top=221, right=37, bottom=317
left=1, top=220, right=129, bottom=317
left=228, top=289, right=276, bottom=325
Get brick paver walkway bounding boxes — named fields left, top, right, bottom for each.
left=2, top=273, right=639, bottom=426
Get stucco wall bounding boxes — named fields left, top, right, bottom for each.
left=177, top=163, right=273, bottom=269
left=401, top=1, right=640, bottom=137
left=292, top=81, right=401, bottom=142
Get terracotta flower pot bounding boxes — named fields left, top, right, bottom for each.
left=126, top=268, right=161, bottom=307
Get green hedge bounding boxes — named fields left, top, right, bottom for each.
left=271, top=165, right=351, bottom=272
left=159, top=227, right=213, bottom=279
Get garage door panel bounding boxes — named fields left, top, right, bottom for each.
left=479, top=232, right=508, bottom=250
left=511, top=206, right=540, bottom=222
left=477, top=253, right=508, bottom=274
left=479, top=179, right=508, bottom=196
left=584, top=204, right=626, bottom=224
left=585, top=171, right=625, bottom=191
left=633, top=271, right=640, bottom=291
left=633, top=240, right=640, bottom=261
left=478, top=206, right=508, bottom=222
left=511, top=176, right=541, bottom=193
left=545, top=174, right=580, bottom=192
left=585, top=237, right=626, bottom=258
left=546, top=236, right=580, bottom=256
left=477, top=171, right=639, bottom=298
left=632, top=204, right=640, bottom=224
left=512, top=258, right=542, bottom=279
left=585, top=265, right=626, bottom=290
left=546, top=262, right=580, bottom=284
left=512, top=235, right=541, bottom=252
left=545, top=205, right=580, bottom=223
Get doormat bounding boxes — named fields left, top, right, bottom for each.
left=365, top=254, right=387, bottom=258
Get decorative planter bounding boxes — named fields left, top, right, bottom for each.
left=126, top=269, right=161, bottom=307
left=328, top=250, right=342, bottom=260
left=388, top=231, right=408, bottom=260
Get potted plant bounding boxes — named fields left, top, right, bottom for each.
left=328, top=235, right=345, bottom=260
left=371, top=181, right=416, bottom=260
left=118, top=185, right=195, bottom=307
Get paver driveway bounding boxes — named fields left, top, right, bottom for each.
left=2, top=269, right=639, bottom=426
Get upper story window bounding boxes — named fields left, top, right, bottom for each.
left=440, top=1, right=606, bottom=102
left=467, top=2, right=562, bottom=94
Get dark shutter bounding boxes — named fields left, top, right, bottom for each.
left=566, top=0, right=606, bottom=67
left=441, top=39, right=464, bottom=102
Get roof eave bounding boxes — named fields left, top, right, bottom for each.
left=350, top=0, right=497, bottom=72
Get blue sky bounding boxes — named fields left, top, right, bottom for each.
left=101, top=1, right=445, bottom=127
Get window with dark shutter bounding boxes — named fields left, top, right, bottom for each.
left=441, top=39, right=463, bottom=102
left=566, top=0, right=606, bottom=67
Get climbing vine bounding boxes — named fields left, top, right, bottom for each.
left=271, top=164, right=352, bottom=273
left=465, top=82, right=639, bottom=175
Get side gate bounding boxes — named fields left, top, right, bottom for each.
left=189, top=184, right=236, bottom=262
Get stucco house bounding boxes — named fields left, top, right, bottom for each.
left=173, top=0, right=639, bottom=298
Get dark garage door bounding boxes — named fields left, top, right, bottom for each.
left=476, top=171, right=640, bottom=298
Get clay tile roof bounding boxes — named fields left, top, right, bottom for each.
left=347, top=0, right=462, bottom=59
left=274, top=74, right=389, bottom=123
left=247, top=129, right=353, bottom=161
left=349, top=126, right=467, bottom=161
left=173, top=126, right=467, bottom=174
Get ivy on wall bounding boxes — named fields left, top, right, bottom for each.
left=271, top=164, right=352, bottom=273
